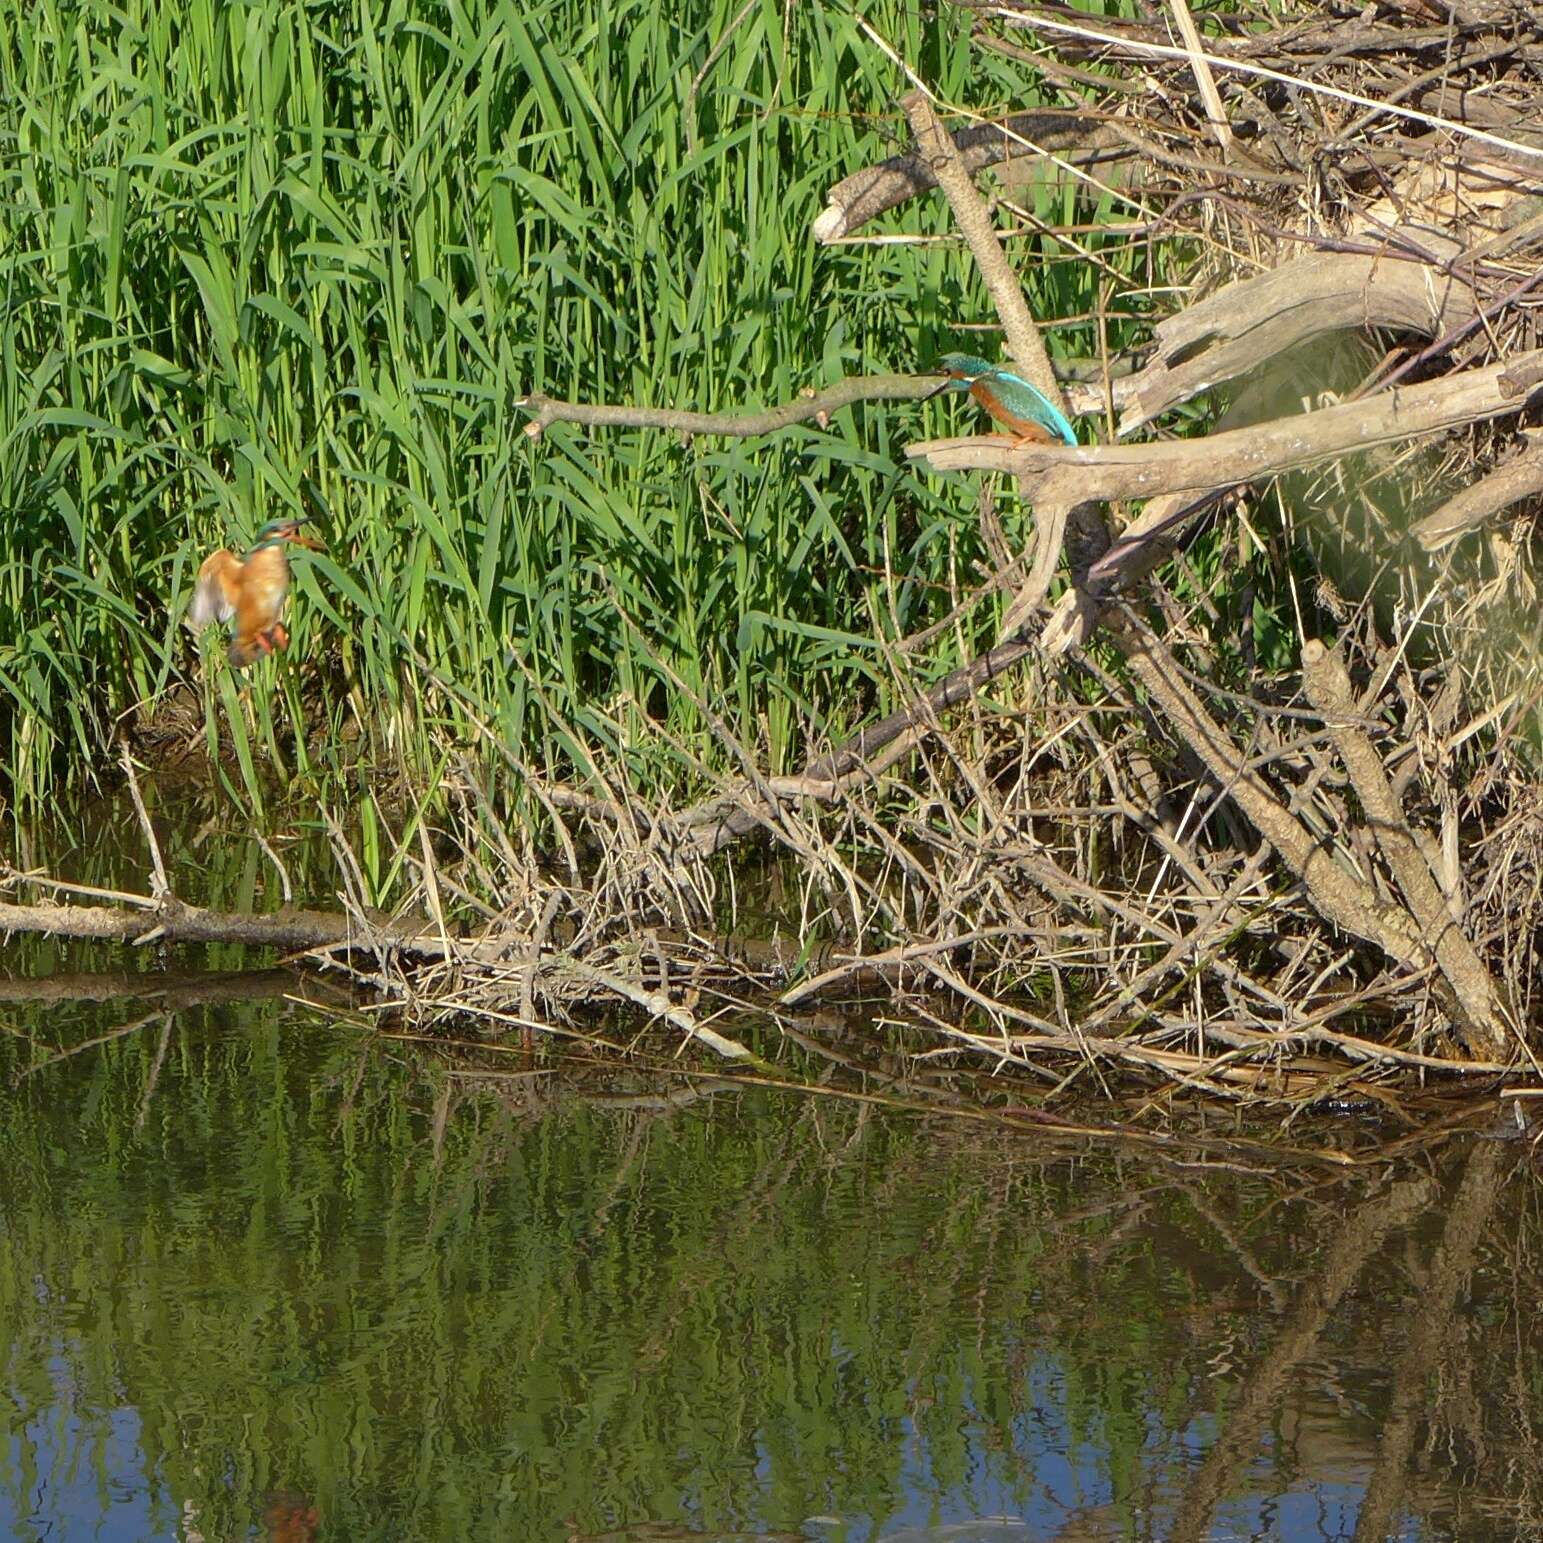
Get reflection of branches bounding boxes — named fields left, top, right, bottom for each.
left=1353, top=1139, right=1510, bottom=1543
left=135, top=1015, right=174, bottom=1132
left=0, top=966, right=329, bottom=1008
left=14, top=1009, right=167, bottom=1082
left=1168, top=1175, right=1434, bottom=1543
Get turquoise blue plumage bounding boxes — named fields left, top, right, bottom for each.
left=927, top=352, right=1077, bottom=446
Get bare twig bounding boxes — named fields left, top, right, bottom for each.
left=118, top=740, right=169, bottom=900
left=518, top=373, right=933, bottom=440
left=1167, top=0, right=1233, bottom=152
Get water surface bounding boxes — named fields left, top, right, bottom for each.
left=1, top=951, right=1538, bottom=1540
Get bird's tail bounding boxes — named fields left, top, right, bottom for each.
left=227, top=632, right=273, bottom=668
left=1026, top=383, right=1077, bottom=447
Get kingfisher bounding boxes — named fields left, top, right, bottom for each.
left=925, top=352, right=1077, bottom=446
left=185, top=517, right=324, bottom=667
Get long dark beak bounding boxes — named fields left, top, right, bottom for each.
left=285, top=516, right=326, bottom=553
left=922, top=374, right=958, bottom=402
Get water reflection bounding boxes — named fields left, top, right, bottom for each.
left=0, top=990, right=1537, bottom=1541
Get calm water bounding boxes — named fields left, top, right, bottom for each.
left=2, top=973, right=1539, bottom=1543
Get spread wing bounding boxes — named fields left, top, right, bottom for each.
left=185, top=550, right=241, bottom=631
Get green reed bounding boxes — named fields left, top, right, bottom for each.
left=0, top=0, right=1150, bottom=812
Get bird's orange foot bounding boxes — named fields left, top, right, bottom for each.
left=228, top=628, right=284, bottom=668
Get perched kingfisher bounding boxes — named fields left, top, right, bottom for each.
left=925, top=352, right=1077, bottom=446
left=185, top=517, right=324, bottom=667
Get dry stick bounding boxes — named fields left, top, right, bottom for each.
left=1167, top=0, right=1232, bottom=151
left=899, top=90, right=1066, bottom=410
left=118, top=740, right=169, bottom=902
left=779, top=924, right=1094, bottom=1008
left=253, top=833, right=294, bottom=905
left=1193, top=1016, right=1513, bottom=1076
left=682, top=0, right=758, bottom=154
left=1413, top=432, right=1543, bottom=549
left=1105, top=609, right=1438, bottom=985
left=562, top=961, right=758, bottom=1064
left=517, top=373, right=932, bottom=440
left=1301, top=639, right=1513, bottom=1055
left=520, top=370, right=1118, bottom=445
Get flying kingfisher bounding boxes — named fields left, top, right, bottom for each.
left=185, top=517, right=324, bottom=668
left=925, top=353, right=1077, bottom=446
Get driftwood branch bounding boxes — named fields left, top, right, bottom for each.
left=909, top=347, right=1543, bottom=501
left=1116, top=233, right=1476, bottom=434
left=0, top=888, right=400, bottom=953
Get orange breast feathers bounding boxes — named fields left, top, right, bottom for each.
left=186, top=545, right=295, bottom=665
left=968, top=379, right=1057, bottom=443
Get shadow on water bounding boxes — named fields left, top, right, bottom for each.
left=1, top=979, right=1541, bottom=1541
